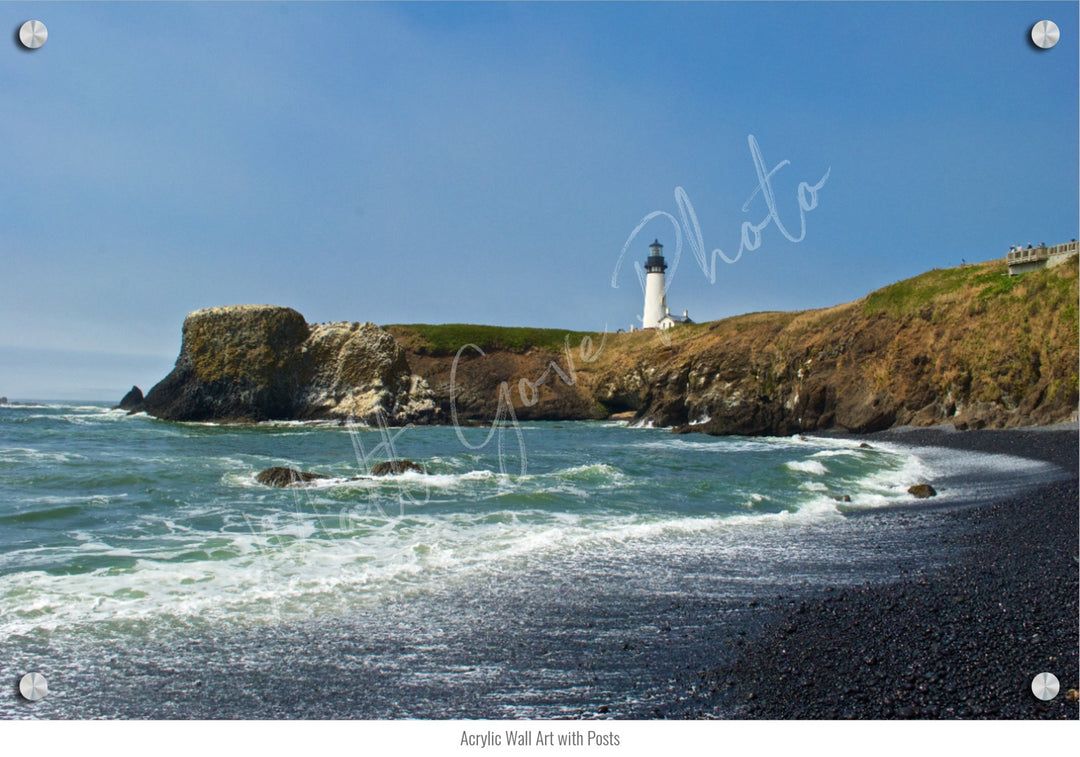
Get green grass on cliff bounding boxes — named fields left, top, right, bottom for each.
left=861, top=255, right=1077, bottom=410
left=862, top=258, right=1076, bottom=317
left=390, top=257, right=1077, bottom=364
left=385, top=323, right=603, bottom=356
left=863, top=261, right=995, bottom=316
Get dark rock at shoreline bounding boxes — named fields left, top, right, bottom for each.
left=255, top=466, right=329, bottom=487
left=370, top=460, right=425, bottom=476
left=115, top=385, right=144, bottom=411
left=907, top=483, right=937, bottom=498
left=671, top=403, right=801, bottom=437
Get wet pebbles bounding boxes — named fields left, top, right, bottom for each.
left=679, top=427, right=1079, bottom=719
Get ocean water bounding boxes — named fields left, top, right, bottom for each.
left=0, top=402, right=1062, bottom=718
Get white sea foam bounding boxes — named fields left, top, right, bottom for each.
left=290, top=468, right=504, bottom=492
left=1, top=418, right=1062, bottom=639
left=865, top=441, right=1063, bottom=503
left=19, top=493, right=126, bottom=506
left=1, top=485, right=868, bottom=637
left=626, top=418, right=676, bottom=430
left=0, top=447, right=87, bottom=463
left=232, top=463, right=624, bottom=497
left=742, top=493, right=767, bottom=509
left=554, top=463, right=625, bottom=486
left=847, top=447, right=931, bottom=503
left=632, top=436, right=812, bottom=454
left=0, top=501, right=665, bottom=634
left=256, top=419, right=343, bottom=428
left=785, top=459, right=828, bottom=475
left=809, top=448, right=858, bottom=459
left=3, top=403, right=113, bottom=412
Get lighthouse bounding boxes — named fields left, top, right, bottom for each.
left=642, top=239, right=668, bottom=329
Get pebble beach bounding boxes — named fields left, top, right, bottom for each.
left=680, top=426, right=1079, bottom=719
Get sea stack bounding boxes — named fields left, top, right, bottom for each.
left=115, top=386, right=144, bottom=411
left=141, top=305, right=438, bottom=424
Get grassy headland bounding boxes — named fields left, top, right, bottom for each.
left=387, top=256, right=1079, bottom=432
left=385, top=323, right=600, bottom=357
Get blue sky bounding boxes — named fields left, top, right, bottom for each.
left=1, top=1, right=1077, bottom=399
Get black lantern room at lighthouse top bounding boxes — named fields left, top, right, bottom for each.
left=645, top=239, right=667, bottom=272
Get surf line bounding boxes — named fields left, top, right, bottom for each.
left=450, top=333, right=606, bottom=476
left=611, top=134, right=831, bottom=291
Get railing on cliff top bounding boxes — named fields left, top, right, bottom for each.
left=1006, top=240, right=1078, bottom=265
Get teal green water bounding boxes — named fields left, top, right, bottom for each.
left=0, top=402, right=952, bottom=641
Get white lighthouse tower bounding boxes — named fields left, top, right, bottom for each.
left=642, top=239, right=668, bottom=329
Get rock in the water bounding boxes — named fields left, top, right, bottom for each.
left=907, top=483, right=937, bottom=498
left=141, top=305, right=437, bottom=425
left=0, top=396, right=7, bottom=405
left=255, top=466, right=329, bottom=487
left=859, top=442, right=873, bottom=449
left=370, top=460, right=425, bottom=476
left=115, top=385, right=144, bottom=411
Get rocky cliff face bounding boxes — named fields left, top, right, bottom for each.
left=583, top=258, right=1079, bottom=435
left=389, top=257, right=1078, bottom=435
left=141, top=305, right=437, bottom=424
left=138, top=257, right=1077, bottom=433
left=385, top=333, right=609, bottom=422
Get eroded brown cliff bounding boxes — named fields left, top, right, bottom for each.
left=390, top=257, right=1079, bottom=434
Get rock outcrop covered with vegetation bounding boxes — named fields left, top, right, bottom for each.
left=139, top=305, right=437, bottom=424
left=136, top=257, right=1077, bottom=434
left=389, top=257, right=1078, bottom=434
